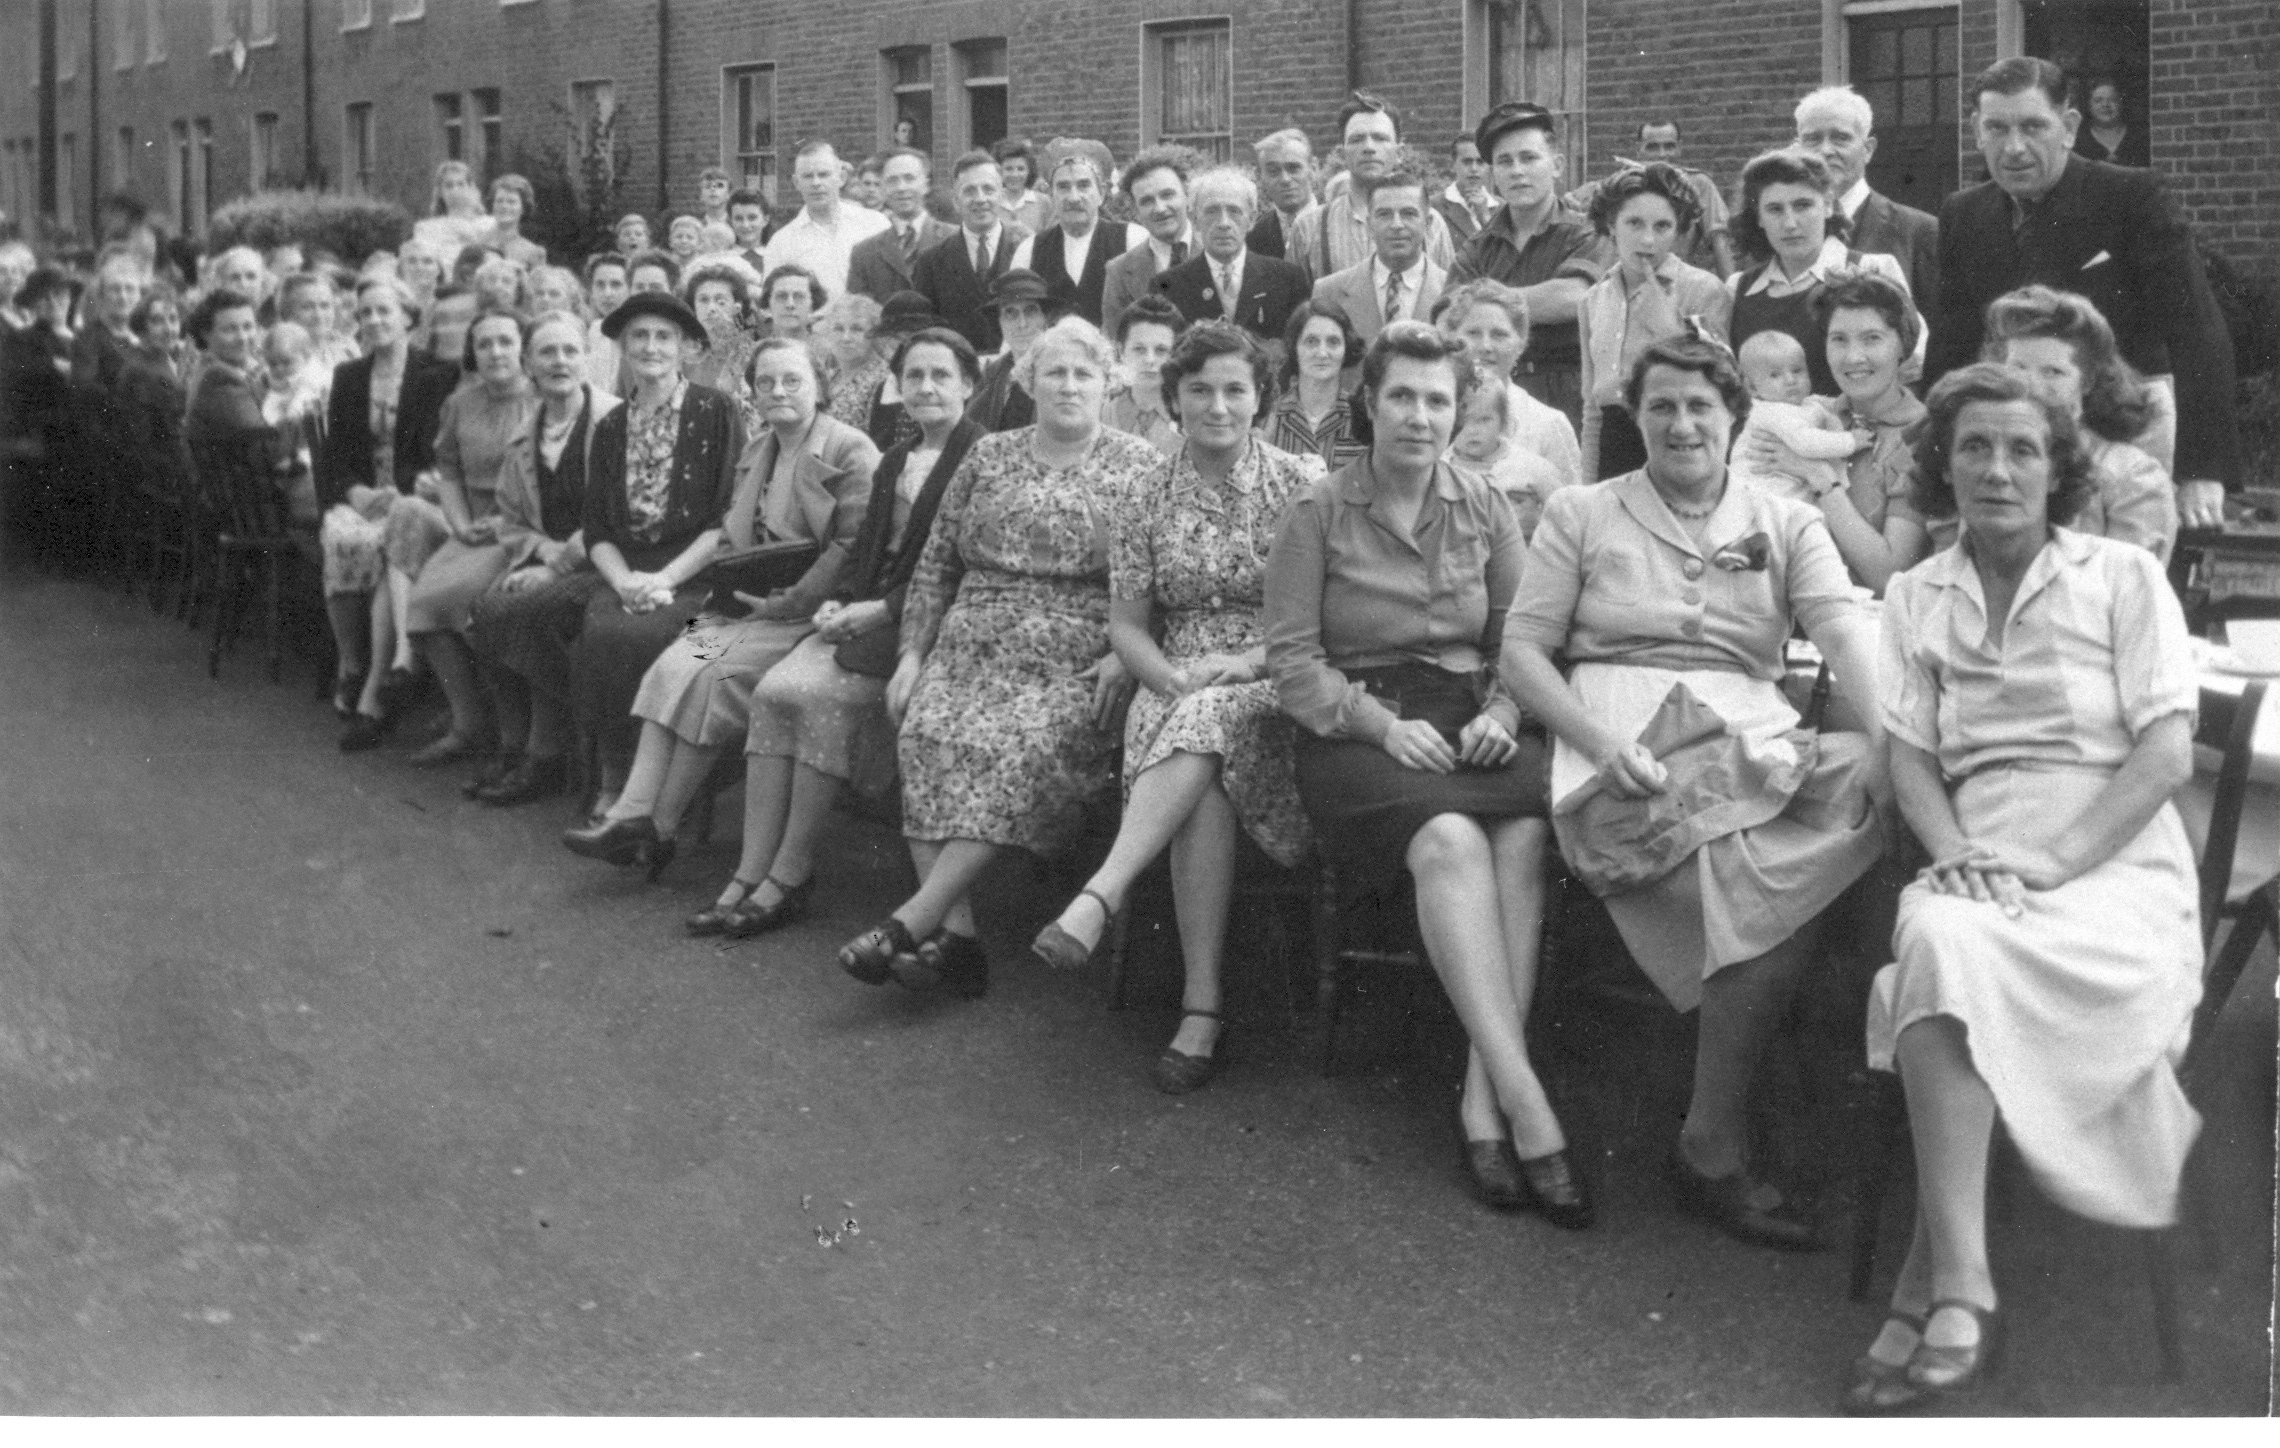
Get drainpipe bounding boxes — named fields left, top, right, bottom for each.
left=304, top=0, right=319, bottom=186
left=1346, top=0, right=1361, bottom=93
left=37, top=0, right=56, bottom=222
left=89, top=0, right=101, bottom=225
left=655, top=0, right=671, bottom=213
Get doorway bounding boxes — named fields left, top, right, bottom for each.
left=2022, top=0, right=2150, bottom=166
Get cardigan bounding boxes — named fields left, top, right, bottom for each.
left=492, top=384, right=620, bottom=572
left=724, top=408, right=882, bottom=616
left=315, top=348, right=461, bottom=510
left=582, top=380, right=745, bottom=573
left=834, top=417, right=984, bottom=617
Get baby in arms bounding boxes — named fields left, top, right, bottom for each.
left=1731, top=330, right=1870, bottom=503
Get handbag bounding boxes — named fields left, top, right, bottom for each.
left=694, top=538, right=821, bottom=615
left=832, top=619, right=902, bottom=679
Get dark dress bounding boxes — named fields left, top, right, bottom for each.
left=466, top=388, right=613, bottom=704
left=1728, top=260, right=1849, bottom=401
left=569, top=380, right=746, bottom=767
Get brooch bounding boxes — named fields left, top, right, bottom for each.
left=1711, top=532, right=1771, bottom=572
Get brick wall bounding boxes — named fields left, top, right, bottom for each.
left=2148, top=0, right=2279, bottom=279
left=1584, top=0, right=1822, bottom=200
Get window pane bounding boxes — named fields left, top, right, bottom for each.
left=1935, top=75, right=1958, bottom=125
left=1858, top=79, right=1899, bottom=124
left=969, top=84, right=1007, bottom=151
left=1900, top=26, right=1932, bottom=77
left=962, top=39, right=1006, bottom=80
left=1864, top=28, right=1898, bottom=79
left=1901, top=77, right=1932, bottom=127
left=891, top=48, right=930, bottom=88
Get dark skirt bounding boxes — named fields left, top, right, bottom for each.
left=467, top=569, right=611, bottom=702
left=1595, top=404, right=1648, bottom=479
left=568, top=583, right=711, bottom=766
left=1293, top=662, right=1548, bottom=898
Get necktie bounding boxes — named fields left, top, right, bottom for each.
left=974, top=235, right=989, bottom=274
left=1383, top=269, right=1403, bottom=324
left=1169, top=239, right=1188, bottom=267
left=900, top=224, right=917, bottom=265
left=1219, top=265, right=1237, bottom=319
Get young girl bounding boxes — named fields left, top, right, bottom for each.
left=1446, top=383, right=1562, bottom=539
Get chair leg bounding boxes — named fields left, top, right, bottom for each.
left=2145, top=1230, right=2185, bottom=1382
left=2189, top=891, right=2276, bottom=1077
left=1849, top=1072, right=1904, bottom=1302
left=264, top=554, right=285, bottom=683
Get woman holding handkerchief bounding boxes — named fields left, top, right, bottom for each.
left=1503, top=336, right=1885, bottom=1252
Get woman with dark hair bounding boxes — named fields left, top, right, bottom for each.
left=464, top=311, right=621, bottom=806
left=2073, top=78, right=2148, bottom=169
left=388, top=307, right=540, bottom=764
left=322, top=276, right=463, bottom=742
left=1845, top=363, right=2198, bottom=1411
left=1263, top=298, right=1367, bottom=468
left=1740, top=269, right=1932, bottom=592
left=485, top=173, right=548, bottom=270
left=1265, top=320, right=1583, bottom=1223
left=565, top=335, right=878, bottom=879
left=1107, top=292, right=1186, bottom=456
left=1577, top=163, right=1731, bottom=480
left=1725, top=149, right=1915, bottom=399
left=837, top=317, right=1156, bottom=998
left=1504, top=336, right=1884, bottom=1247
left=991, top=136, right=1048, bottom=236
left=759, top=263, right=828, bottom=342
left=181, top=289, right=269, bottom=441
left=1031, top=322, right=1323, bottom=1090
left=567, top=291, right=747, bottom=818
left=682, top=260, right=760, bottom=396
left=1981, top=284, right=2176, bottom=561
left=692, top=327, right=986, bottom=937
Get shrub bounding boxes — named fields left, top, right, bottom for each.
left=206, top=189, right=413, bottom=264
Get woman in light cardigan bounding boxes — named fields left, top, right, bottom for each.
left=1576, top=164, right=1730, bottom=481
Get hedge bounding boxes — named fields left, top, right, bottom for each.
left=206, top=190, right=414, bottom=264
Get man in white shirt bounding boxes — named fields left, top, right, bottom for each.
left=1009, top=138, right=1133, bottom=327
left=1793, top=86, right=1939, bottom=314
left=1310, top=170, right=1447, bottom=346
left=1099, top=148, right=1197, bottom=340
left=1286, top=91, right=1456, bottom=286
left=760, top=140, right=889, bottom=299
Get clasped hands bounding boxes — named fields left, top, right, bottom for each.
left=1921, top=841, right=2070, bottom=919
left=811, top=599, right=890, bottom=644
left=614, top=571, right=679, bottom=613
left=1163, top=653, right=1257, bottom=697
left=1381, top=715, right=1518, bottom=774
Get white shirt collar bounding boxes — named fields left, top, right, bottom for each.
left=1058, top=224, right=1096, bottom=283
left=965, top=223, right=1003, bottom=259
left=1745, top=236, right=1852, bottom=296
left=1212, top=250, right=1245, bottom=292
left=1838, top=178, right=1872, bottom=219
left=1147, top=227, right=1195, bottom=269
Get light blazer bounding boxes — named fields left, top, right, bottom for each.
left=1928, top=155, right=2241, bottom=486
left=1310, top=256, right=1449, bottom=346
left=1846, top=189, right=1940, bottom=323
left=492, top=384, right=621, bottom=573
left=1150, top=249, right=1312, bottom=344
left=1100, top=238, right=1173, bottom=343
left=725, top=410, right=884, bottom=617
left=845, top=214, right=960, bottom=302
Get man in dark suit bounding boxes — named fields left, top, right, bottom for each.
left=845, top=149, right=959, bottom=303
left=909, top=151, right=1030, bottom=356
left=1927, top=56, right=2240, bottom=523
left=1794, top=86, right=1939, bottom=317
left=1007, top=139, right=1132, bottom=328
left=1245, top=128, right=1319, bottom=261
left=1149, top=167, right=1309, bottom=359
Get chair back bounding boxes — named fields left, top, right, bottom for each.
left=2195, top=680, right=2267, bottom=946
left=187, top=432, right=293, bottom=542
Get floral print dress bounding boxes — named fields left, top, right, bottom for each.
left=1113, top=439, right=1322, bottom=867
left=897, top=426, right=1165, bottom=852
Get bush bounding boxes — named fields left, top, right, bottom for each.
left=206, top=190, right=413, bottom=265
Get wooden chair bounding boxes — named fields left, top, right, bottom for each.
left=137, top=435, right=198, bottom=619
left=1100, top=839, right=1319, bottom=1022
left=1844, top=682, right=2269, bottom=1382
left=189, top=433, right=308, bottom=684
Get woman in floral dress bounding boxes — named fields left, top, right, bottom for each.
left=837, top=317, right=1159, bottom=999
left=1031, top=322, right=1321, bottom=1092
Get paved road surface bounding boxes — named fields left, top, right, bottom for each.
left=1, top=566, right=2271, bottom=1415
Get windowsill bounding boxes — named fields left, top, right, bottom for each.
left=249, top=37, right=278, bottom=50
left=342, top=23, right=371, bottom=33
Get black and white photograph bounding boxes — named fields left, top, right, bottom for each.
left=0, top=0, right=2273, bottom=1421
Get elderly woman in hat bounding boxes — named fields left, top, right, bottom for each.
left=566, top=290, right=749, bottom=824
left=859, top=291, right=951, bottom=450
left=965, top=268, right=1062, bottom=433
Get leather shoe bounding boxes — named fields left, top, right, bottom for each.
left=1906, top=1300, right=2004, bottom=1396
left=1462, top=1137, right=1531, bottom=1211
left=478, top=754, right=568, bottom=807
left=1517, top=1149, right=1594, bottom=1230
left=724, top=873, right=815, bottom=938
left=338, top=713, right=392, bottom=753
left=686, top=879, right=758, bottom=937
left=561, top=814, right=656, bottom=867
left=464, top=750, right=524, bottom=799
left=1842, top=1310, right=1929, bottom=1415
left=1665, top=1150, right=1819, bottom=1251
left=893, top=929, right=987, bottom=997
left=840, top=917, right=920, bottom=986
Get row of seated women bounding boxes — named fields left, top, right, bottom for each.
left=200, top=265, right=2201, bottom=1415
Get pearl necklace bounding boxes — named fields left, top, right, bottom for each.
left=1663, top=487, right=1724, bottom=521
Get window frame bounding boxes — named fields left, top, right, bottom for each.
left=435, top=93, right=464, bottom=164
left=472, top=88, right=503, bottom=184
left=722, top=61, right=780, bottom=205
left=114, top=124, right=136, bottom=190
left=1459, top=0, right=1589, bottom=185
left=881, top=46, right=935, bottom=154
left=145, top=0, right=168, bottom=62
left=252, top=111, right=280, bottom=190
left=342, top=0, right=374, bottom=31
left=209, top=0, right=232, bottom=55
left=1138, top=17, right=1234, bottom=163
left=391, top=0, right=427, bottom=23
left=951, top=38, right=1009, bottom=158
left=343, top=102, right=375, bottom=196
left=249, top=0, right=278, bottom=47
left=114, top=0, right=138, bottom=72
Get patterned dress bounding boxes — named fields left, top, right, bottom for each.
left=898, top=426, right=1165, bottom=852
left=1113, top=440, right=1320, bottom=867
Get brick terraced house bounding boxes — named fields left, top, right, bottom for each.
left=1, top=1, right=2270, bottom=282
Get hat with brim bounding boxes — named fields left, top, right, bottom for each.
left=1475, top=101, right=1557, bottom=163
left=878, top=290, right=947, bottom=335
left=988, top=268, right=1066, bottom=317
left=601, top=291, right=709, bottom=348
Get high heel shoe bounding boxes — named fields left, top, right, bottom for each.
left=463, top=750, right=524, bottom=800
left=1152, top=1008, right=1223, bottom=1094
left=561, top=814, right=656, bottom=867
left=892, top=928, right=988, bottom=997
left=478, top=754, right=567, bottom=807
left=1516, top=1149, right=1594, bottom=1230
left=724, top=873, right=815, bottom=938
left=840, top=917, right=920, bottom=986
left=637, top=832, right=676, bottom=883
left=1841, top=1310, right=1929, bottom=1415
left=1904, top=1300, right=2004, bottom=1397
left=1031, top=888, right=1113, bottom=970
left=1665, top=1148, right=1820, bottom=1251
left=686, top=878, right=759, bottom=936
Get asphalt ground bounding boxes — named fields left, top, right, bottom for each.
left=0, top=560, right=2272, bottom=1416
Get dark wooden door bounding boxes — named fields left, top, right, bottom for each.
left=1850, top=8, right=1960, bottom=216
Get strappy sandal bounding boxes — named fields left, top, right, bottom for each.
left=1031, top=888, right=1114, bottom=970
left=1153, top=1008, right=1224, bottom=1095
left=839, top=916, right=920, bottom=986
left=1841, top=1308, right=1929, bottom=1415
left=724, top=873, right=815, bottom=939
left=685, top=878, right=760, bottom=937
left=1905, top=1299, right=2004, bottom=1397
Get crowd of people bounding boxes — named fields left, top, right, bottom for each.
left=0, top=55, right=2250, bottom=1414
